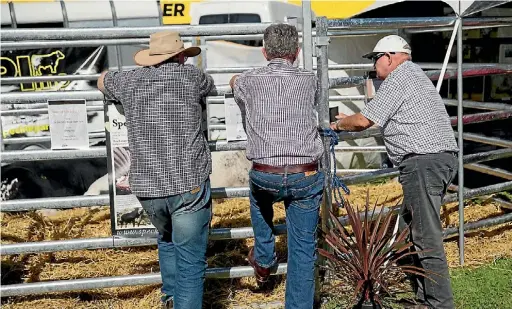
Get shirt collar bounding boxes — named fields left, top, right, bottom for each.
left=268, top=58, right=294, bottom=67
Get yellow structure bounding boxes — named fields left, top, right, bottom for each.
left=1, top=0, right=376, bottom=25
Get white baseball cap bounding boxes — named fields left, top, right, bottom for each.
left=362, top=35, right=412, bottom=59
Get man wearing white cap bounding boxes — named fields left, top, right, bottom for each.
left=98, top=31, right=215, bottom=309
left=331, top=35, right=458, bottom=309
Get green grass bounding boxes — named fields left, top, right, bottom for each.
left=451, top=258, right=512, bottom=309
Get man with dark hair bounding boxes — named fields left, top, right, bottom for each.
left=331, top=35, right=458, bottom=309
left=230, top=23, right=324, bottom=309
left=98, top=31, right=215, bottom=309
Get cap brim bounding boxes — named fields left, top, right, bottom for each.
left=133, top=46, right=202, bottom=67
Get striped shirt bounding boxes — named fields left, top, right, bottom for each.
left=233, top=58, right=323, bottom=166
left=103, top=63, right=215, bottom=197
left=361, top=61, right=458, bottom=166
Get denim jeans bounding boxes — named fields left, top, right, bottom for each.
left=138, top=178, right=212, bottom=309
left=249, top=169, right=325, bottom=309
left=398, top=153, right=458, bottom=309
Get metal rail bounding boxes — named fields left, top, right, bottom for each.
left=2, top=205, right=511, bottom=298
left=3, top=180, right=511, bottom=256
left=0, top=263, right=288, bottom=297
left=3, top=148, right=511, bottom=212
left=3, top=63, right=509, bottom=85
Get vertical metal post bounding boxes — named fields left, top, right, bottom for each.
left=156, top=0, right=164, bottom=26
left=109, top=0, right=123, bottom=71
left=456, top=15, right=465, bottom=266
left=8, top=2, right=18, bottom=28
left=314, top=16, right=331, bottom=304
left=301, top=0, right=313, bottom=71
left=59, top=0, right=69, bottom=28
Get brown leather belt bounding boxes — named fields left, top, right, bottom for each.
left=252, top=161, right=319, bottom=174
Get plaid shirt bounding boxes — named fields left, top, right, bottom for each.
left=104, top=63, right=214, bottom=197
left=233, top=58, right=323, bottom=166
left=361, top=61, right=459, bottom=166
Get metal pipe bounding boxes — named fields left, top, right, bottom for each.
left=1, top=87, right=231, bottom=104
left=302, top=0, right=313, bottom=71
left=3, top=133, right=105, bottom=145
left=0, top=24, right=272, bottom=41
left=156, top=0, right=163, bottom=26
left=450, top=110, right=512, bottom=126
left=109, top=0, right=123, bottom=72
left=456, top=15, right=465, bottom=266
left=2, top=148, right=510, bottom=212
left=443, top=212, right=512, bottom=238
left=406, top=23, right=512, bottom=34
left=3, top=180, right=511, bottom=256
left=454, top=132, right=512, bottom=148
left=334, top=146, right=386, bottom=152
left=315, top=17, right=333, bottom=228
left=329, top=95, right=366, bottom=101
left=59, top=0, right=69, bottom=28
left=0, top=263, right=287, bottom=297
left=444, top=99, right=512, bottom=111
left=326, top=16, right=512, bottom=30
left=1, top=106, right=105, bottom=116
left=8, top=1, right=18, bottom=28
left=1, top=148, right=107, bottom=163
left=3, top=63, right=510, bottom=85
left=464, top=164, right=512, bottom=180
left=2, top=179, right=510, bottom=257
left=1, top=225, right=289, bottom=256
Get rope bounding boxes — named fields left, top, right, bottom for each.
left=320, top=128, right=351, bottom=209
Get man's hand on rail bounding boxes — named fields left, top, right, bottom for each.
left=330, top=112, right=374, bottom=132
left=229, top=75, right=239, bottom=90
left=97, top=70, right=109, bottom=94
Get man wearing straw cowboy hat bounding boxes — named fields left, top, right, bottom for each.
left=98, top=31, right=215, bottom=309
left=331, top=35, right=458, bottom=309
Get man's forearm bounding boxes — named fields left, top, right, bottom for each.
left=335, top=113, right=373, bottom=132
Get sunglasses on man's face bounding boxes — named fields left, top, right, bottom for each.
left=372, top=52, right=396, bottom=64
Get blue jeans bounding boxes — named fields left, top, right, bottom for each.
left=249, top=169, right=325, bottom=309
left=137, top=178, right=212, bottom=309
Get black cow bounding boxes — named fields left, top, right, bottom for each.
left=119, top=208, right=145, bottom=228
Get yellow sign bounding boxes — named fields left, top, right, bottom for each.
left=161, top=0, right=202, bottom=25
left=160, top=0, right=376, bottom=25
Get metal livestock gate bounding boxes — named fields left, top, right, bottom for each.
left=1, top=0, right=512, bottom=304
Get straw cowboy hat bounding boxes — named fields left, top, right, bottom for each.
left=133, top=31, right=201, bottom=66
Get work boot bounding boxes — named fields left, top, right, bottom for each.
left=162, top=298, right=173, bottom=309
left=247, top=247, right=271, bottom=283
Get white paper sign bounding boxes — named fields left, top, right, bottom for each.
left=48, top=100, right=89, bottom=150
left=224, top=94, right=247, bottom=142
left=107, top=104, right=129, bottom=148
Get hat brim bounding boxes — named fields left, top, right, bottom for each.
left=133, top=46, right=201, bottom=67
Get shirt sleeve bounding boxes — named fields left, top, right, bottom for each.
left=103, top=70, right=130, bottom=101
left=360, top=78, right=404, bottom=127
left=197, top=70, right=215, bottom=98
left=233, top=74, right=248, bottom=132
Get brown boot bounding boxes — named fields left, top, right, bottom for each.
left=247, top=247, right=271, bottom=283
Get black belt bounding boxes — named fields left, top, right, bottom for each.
left=403, top=151, right=457, bottom=161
